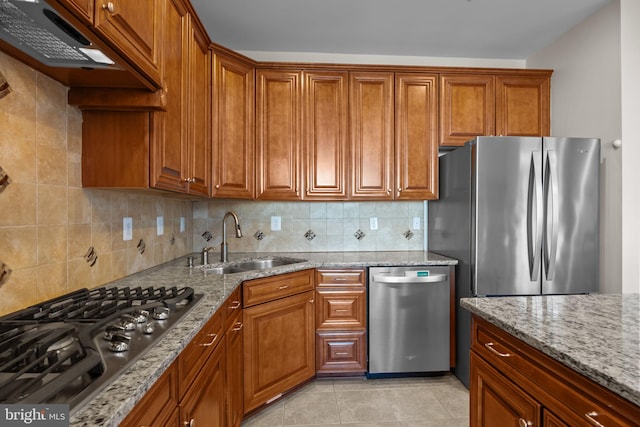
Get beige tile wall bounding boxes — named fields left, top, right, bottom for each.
left=0, top=52, right=193, bottom=316
left=193, top=199, right=425, bottom=255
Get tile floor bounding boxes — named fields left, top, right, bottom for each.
left=241, top=374, right=469, bottom=426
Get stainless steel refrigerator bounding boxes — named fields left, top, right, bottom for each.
left=428, top=136, right=600, bottom=387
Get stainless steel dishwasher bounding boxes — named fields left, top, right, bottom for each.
left=368, top=266, right=450, bottom=376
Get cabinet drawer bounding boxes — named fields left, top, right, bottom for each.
left=472, top=317, right=640, bottom=427
left=178, top=308, right=224, bottom=396
left=224, top=286, right=243, bottom=330
left=316, top=269, right=365, bottom=287
left=316, top=331, right=366, bottom=375
left=316, top=289, right=366, bottom=329
left=243, top=269, right=314, bottom=307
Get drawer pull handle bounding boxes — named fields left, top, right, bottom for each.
left=585, top=412, right=606, bottom=427
left=278, top=285, right=289, bottom=290
left=335, top=309, right=348, bottom=312
left=485, top=342, right=511, bottom=357
left=229, top=301, right=241, bottom=309
left=518, top=419, right=532, bottom=427
left=201, top=333, right=217, bottom=347
left=336, top=352, right=349, bottom=355
left=334, top=277, right=348, bottom=281
left=231, top=322, right=243, bottom=332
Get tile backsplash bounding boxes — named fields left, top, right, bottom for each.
left=0, top=52, right=193, bottom=316
left=193, top=199, right=426, bottom=254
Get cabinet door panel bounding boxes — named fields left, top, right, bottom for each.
left=304, top=71, right=349, bottom=199
left=395, top=73, right=439, bottom=200
left=256, top=70, right=302, bottom=200
left=470, top=352, right=541, bottom=427
left=243, top=290, right=315, bottom=413
left=94, top=0, right=162, bottom=85
left=187, top=21, right=211, bottom=197
left=350, top=72, right=394, bottom=200
left=496, top=75, right=550, bottom=137
left=150, top=0, right=188, bottom=192
left=213, top=52, right=255, bottom=199
left=226, top=310, right=244, bottom=427
left=440, top=74, right=495, bottom=147
left=180, top=340, right=226, bottom=427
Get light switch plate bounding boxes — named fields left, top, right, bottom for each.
left=123, top=217, right=133, bottom=241
left=156, top=216, right=164, bottom=236
left=413, top=217, right=421, bottom=230
left=370, top=217, right=378, bottom=230
left=271, top=216, right=281, bottom=231
left=180, top=217, right=186, bottom=233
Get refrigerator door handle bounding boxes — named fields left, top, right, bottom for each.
left=527, top=151, right=543, bottom=281
left=544, top=150, right=559, bottom=280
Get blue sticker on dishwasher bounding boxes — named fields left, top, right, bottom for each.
left=417, top=271, right=429, bottom=277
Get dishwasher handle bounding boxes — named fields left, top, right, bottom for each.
left=371, top=273, right=448, bottom=284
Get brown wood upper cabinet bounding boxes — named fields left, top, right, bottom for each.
left=439, top=72, right=551, bottom=147
left=304, top=71, right=350, bottom=200
left=212, top=48, right=255, bottom=199
left=57, top=0, right=163, bottom=88
left=256, top=69, right=303, bottom=200
left=349, top=72, right=395, bottom=200
left=395, top=73, right=439, bottom=200
left=78, top=0, right=211, bottom=196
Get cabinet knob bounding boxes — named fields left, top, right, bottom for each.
left=183, top=419, right=195, bottom=427
left=387, top=188, right=391, bottom=194
left=102, top=2, right=115, bottom=13
left=215, top=184, right=220, bottom=189
left=397, top=188, right=402, bottom=193
left=518, top=418, right=532, bottom=427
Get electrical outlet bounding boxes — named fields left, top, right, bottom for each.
left=413, top=217, right=421, bottom=230
left=180, top=216, right=186, bottom=233
left=123, top=217, right=133, bottom=241
left=271, top=216, right=281, bottom=231
left=156, top=216, right=164, bottom=236
left=370, top=217, right=378, bottom=230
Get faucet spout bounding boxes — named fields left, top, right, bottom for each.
left=221, top=211, right=242, bottom=262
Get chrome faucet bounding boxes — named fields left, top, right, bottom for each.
left=221, top=211, right=242, bottom=262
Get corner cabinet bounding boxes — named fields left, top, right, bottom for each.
left=242, top=269, right=315, bottom=414
left=212, top=47, right=255, bottom=199
left=470, top=316, right=640, bottom=427
left=77, top=0, right=211, bottom=197
left=395, top=73, right=439, bottom=200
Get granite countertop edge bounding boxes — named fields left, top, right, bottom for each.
left=70, top=251, right=457, bottom=427
left=460, top=294, right=640, bottom=408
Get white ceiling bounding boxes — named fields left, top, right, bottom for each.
left=190, top=0, right=611, bottom=60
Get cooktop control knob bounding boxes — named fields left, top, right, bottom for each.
left=131, top=309, right=150, bottom=323
left=108, top=333, right=131, bottom=352
left=153, top=307, right=170, bottom=320
left=143, top=321, right=155, bottom=334
left=118, top=315, right=137, bottom=331
left=104, top=324, right=126, bottom=340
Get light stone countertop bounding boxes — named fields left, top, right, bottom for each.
left=69, top=251, right=457, bottom=427
left=460, top=294, right=640, bottom=408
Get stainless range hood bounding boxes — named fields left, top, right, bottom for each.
left=0, top=0, right=117, bottom=69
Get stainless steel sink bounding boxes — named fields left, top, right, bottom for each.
left=204, top=265, right=247, bottom=274
left=201, top=256, right=307, bottom=274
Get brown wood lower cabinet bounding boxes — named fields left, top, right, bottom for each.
left=470, top=316, right=640, bottom=427
left=180, top=338, right=226, bottom=426
left=315, top=268, right=367, bottom=375
left=242, top=269, right=316, bottom=414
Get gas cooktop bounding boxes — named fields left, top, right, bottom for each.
left=0, top=285, right=202, bottom=414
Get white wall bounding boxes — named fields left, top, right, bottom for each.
left=526, top=1, right=624, bottom=293
left=620, top=0, right=640, bottom=293
left=240, top=50, right=526, bottom=69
